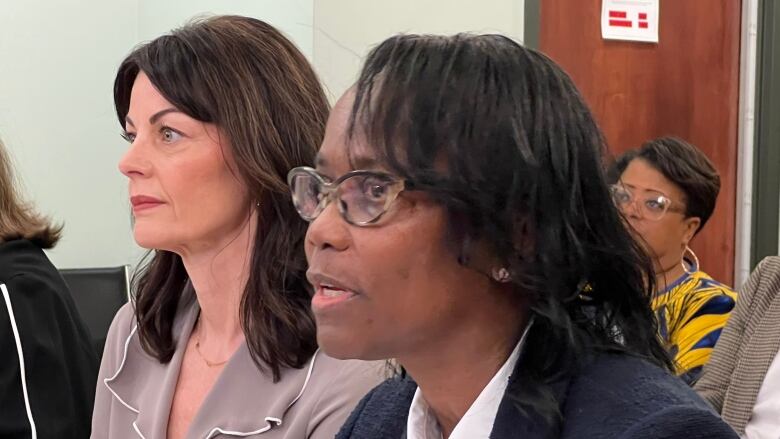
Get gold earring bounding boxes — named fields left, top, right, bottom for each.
left=682, top=246, right=699, bottom=275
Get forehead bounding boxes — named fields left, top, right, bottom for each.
left=620, top=158, right=685, bottom=200
left=129, top=72, right=173, bottom=112
left=317, top=90, right=381, bottom=173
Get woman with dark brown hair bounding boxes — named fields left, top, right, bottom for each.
left=91, top=16, right=383, bottom=439
left=0, top=138, right=98, bottom=438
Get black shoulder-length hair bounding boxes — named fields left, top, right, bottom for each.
left=349, top=34, right=672, bottom=421
left=114, top=15, right=329, bottom=380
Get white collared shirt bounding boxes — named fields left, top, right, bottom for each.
left=743, top=350, right=780, bottom=439
left=406, top=323, right=532, bottom=439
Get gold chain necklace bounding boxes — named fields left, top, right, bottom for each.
left=193, top=318, right=229, bottom=368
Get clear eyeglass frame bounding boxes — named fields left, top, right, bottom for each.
left=287, top=166, right=409, bottom=226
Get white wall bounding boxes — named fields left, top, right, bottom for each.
left=312, top=0, right=525, bottom=102
left=136, top=0, right=314, bottom=58
left=0, top=0, right=524, bottom=268
left=0, top=0, right=141, bottom=269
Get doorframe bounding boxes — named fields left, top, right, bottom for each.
left=524, top=0, right=541, bottom=48
left=750, top=0, right=780, bottom=274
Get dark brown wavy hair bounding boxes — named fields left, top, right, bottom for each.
left=0, top=138, right=62, bottom=248
left=114, top=15, right=329, bottom=380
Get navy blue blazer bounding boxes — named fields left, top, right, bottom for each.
left=336, top=352, right=738, bottom=439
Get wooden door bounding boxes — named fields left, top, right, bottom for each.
left=539, top=0, right=741, bottom=286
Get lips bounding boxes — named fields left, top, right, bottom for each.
left=130, top=195, right=164, bottom=212
left=307, top=271, right=361, bottom=311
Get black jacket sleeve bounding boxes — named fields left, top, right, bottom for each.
left=0, top=269, right=98, bottom=438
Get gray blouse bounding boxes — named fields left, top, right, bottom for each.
left=91, top=299, right=385, bottom=438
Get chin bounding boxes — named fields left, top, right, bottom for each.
left=132, top=225, right=175, bottom=251
left=317, top=329, right=386, bottom=361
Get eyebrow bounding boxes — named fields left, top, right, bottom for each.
left=314, top=153, right=380, bottom=171
left=622, top=182, right=669, bottom=197
left=124, top=107, right=181, bottom=128
left=351, top=154, right=380, bottom=170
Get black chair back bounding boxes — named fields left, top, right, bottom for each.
left=59, top=266, right=130, bottom=360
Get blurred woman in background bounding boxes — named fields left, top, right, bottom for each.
left=610, top=137, right=737, bottom=385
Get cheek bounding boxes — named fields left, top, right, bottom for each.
left=628, top=220, right=663, bottom=249
left=357, top=209, right=456, bottom=329
left=636, top=219, right=685, bottom=253
left=172, top=148, right=247, bottom=210
left=153, top=150, right=249, bottom=240
left=315, top=203, right=457, bottom=360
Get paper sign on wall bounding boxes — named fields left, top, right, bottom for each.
left=601, top=0, right=659, bottom=43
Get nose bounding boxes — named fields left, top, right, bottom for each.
left=305, top=198, right=351, bottom=254
left=620, top=199, right=642, bottom=220
left=118, top=136, right=151, bottom=179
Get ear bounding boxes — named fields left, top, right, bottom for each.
left=682, top=216, right=701, bottom=245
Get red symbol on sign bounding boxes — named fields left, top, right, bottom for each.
left=638, top=12, right=649, bottom=29
left=608, top=10, right=632, bottom=27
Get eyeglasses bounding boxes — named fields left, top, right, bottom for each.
left=610, top=184, right=685, bottom=221
left=287, top=166, right=409, bottom=226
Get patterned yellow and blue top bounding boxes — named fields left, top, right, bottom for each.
left=652, top=266, right=737, bottom=385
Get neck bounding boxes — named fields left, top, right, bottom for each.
left=178, top=213, right=256, bottom=346
left=654, top=254, right=688, bottom=293
left=400, top=294, right=528, bottom=438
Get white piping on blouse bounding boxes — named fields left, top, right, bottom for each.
left=104, top=324, right=141, bottom=414
left=1, top=283, right=38, bottom=439
left=106, top=324, right=321, bottom=438
left=204, top=349, right=321, bottom=438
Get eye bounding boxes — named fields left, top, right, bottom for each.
left=611, top=187, right=631, bottom=204
left=361, top=176, right=391, bottom=200
left=645, top=197, right=668, bottom=212
left=120, top=131, right=136, bottom=143
left=161, top=127, right=183, bottom=143
left=307, top=179, right=325, bottom=201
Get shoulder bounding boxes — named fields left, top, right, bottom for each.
left=311, top=352, right=389, bottom=384
left=570, top=353, right=704, bottom=399
left=335, top=374, right=417, bottom=439
left=677, top=271, right=737, bottom=317
left=305, top=353, right=389, bottom=410
left=109, top=301, right=136, bottom=332
left=562, top=353, right=736, bottom=438
left=0, top=240, right=90, bottom=341
left=0, top=239, right=66, bottom=300
left=305, top=353, right=386, bottom=410
left=666, top=271, right=736, bottom=315
left=741, top=256, right=780, bottom=301
left=0, top=239, right=49, bottom=275
left=284, top=352, right=388, bottom=438
left=100, top=302, right=137, bottom=363
left=691, top=270, right=736, bottom=295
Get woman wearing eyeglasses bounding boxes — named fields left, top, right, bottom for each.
left=288, top=35, right=738, bottom=438
left=609, top=137, right=736, bottom=386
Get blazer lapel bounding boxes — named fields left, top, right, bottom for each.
left=489, top=343, right=573, bottom=439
